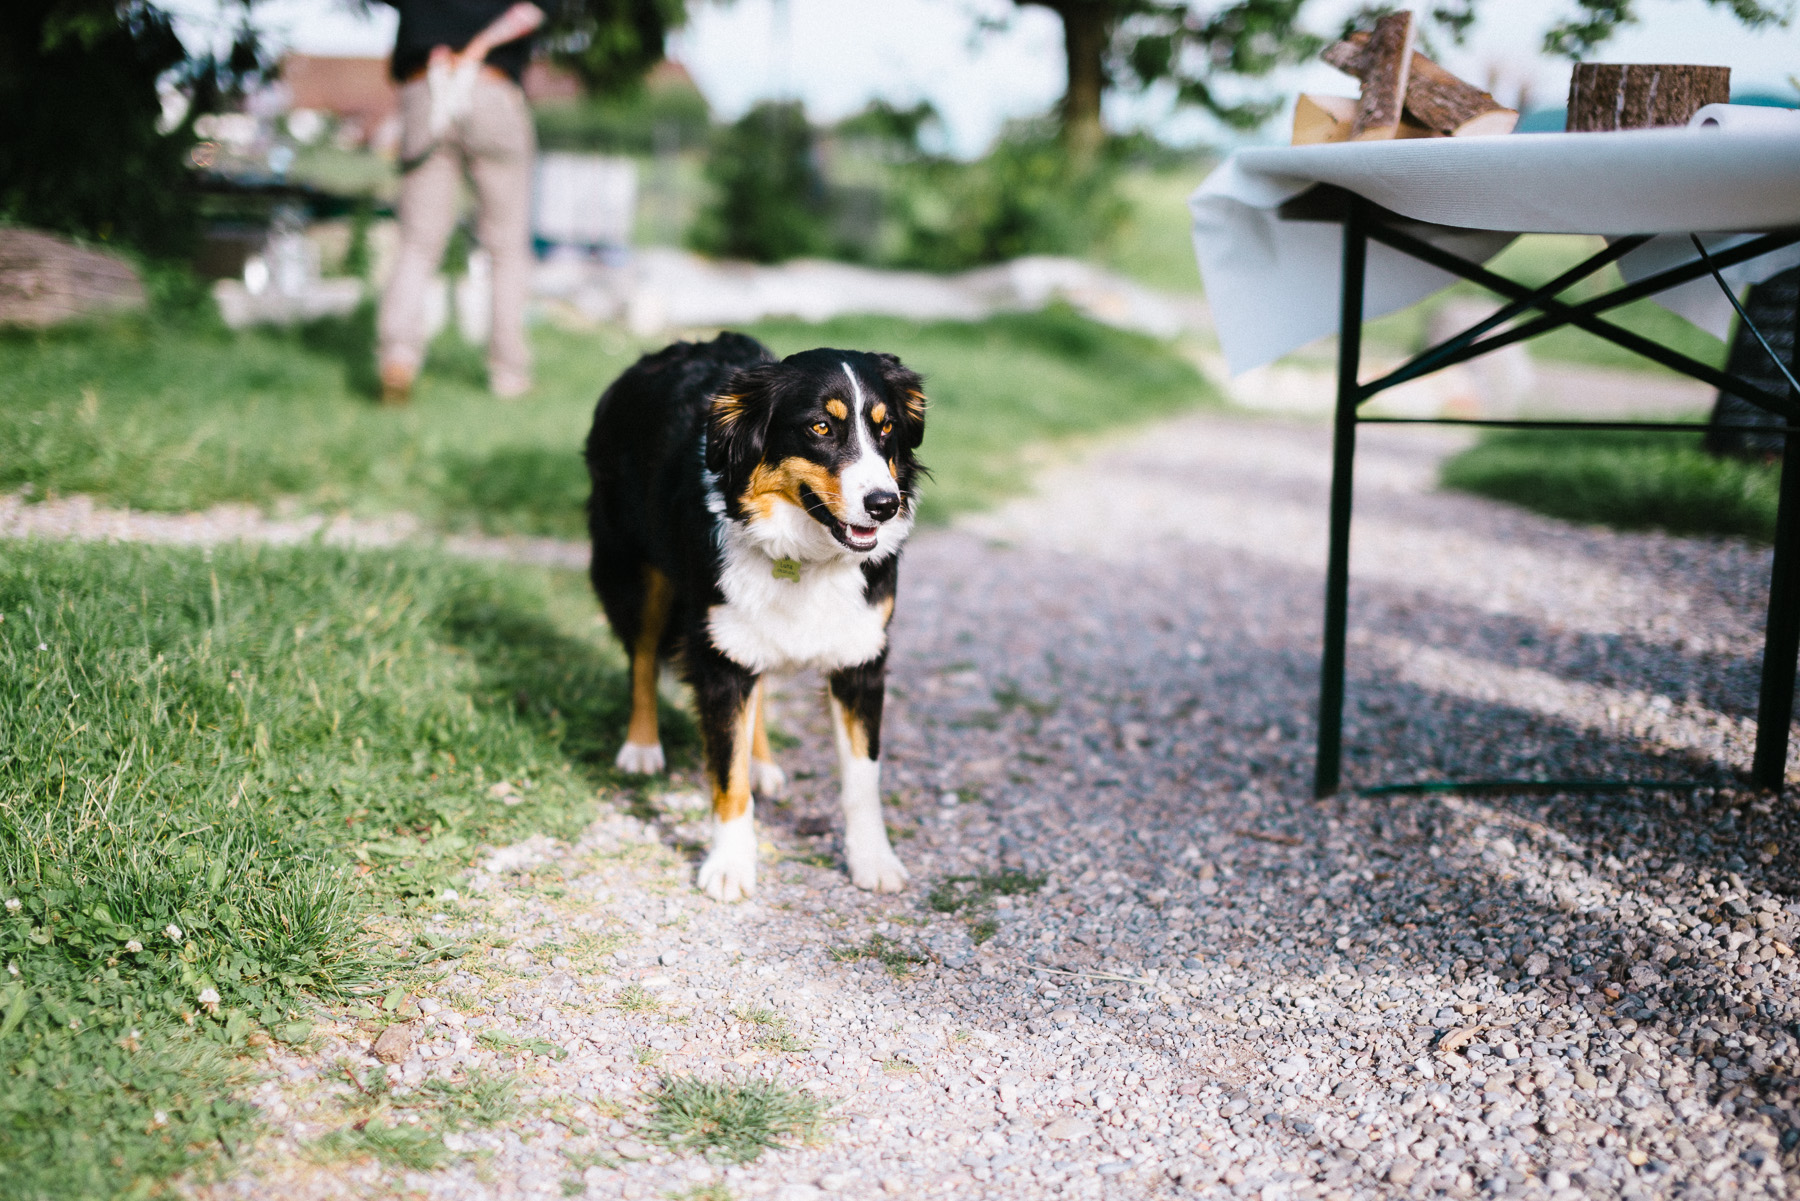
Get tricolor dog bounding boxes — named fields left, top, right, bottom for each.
left=584, top=333, right=926, bottom=901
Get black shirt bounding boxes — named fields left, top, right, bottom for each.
left=381, top=0, right=535, bottom=84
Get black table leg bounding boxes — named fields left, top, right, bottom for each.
left=1315, top=198, right=1367, bottom=799
left=1753, top=306, right=1800, bottom=792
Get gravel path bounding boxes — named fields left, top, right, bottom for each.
left=36, top=409, right=1800, bottom=1200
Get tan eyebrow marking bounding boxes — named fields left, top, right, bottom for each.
left=825, top=398, right=848, bottom=420
left=870, top=402, right=887, bottom=425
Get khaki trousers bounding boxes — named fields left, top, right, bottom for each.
left=378, top=74, right=535, bottom=391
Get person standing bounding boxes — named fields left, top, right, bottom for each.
left=376, top=0, right=545, bottom=403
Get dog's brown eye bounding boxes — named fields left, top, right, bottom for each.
left=880, top=420, right=894, bottom=435
left=811, top=421, right=831, bottom=436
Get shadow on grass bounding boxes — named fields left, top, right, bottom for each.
left=437, top=575, right=698, bottom=786
left=438, top=445, right=591, bottom=539
left=295, top=300, right=382, bottom=400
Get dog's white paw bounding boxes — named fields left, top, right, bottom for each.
left=614, top=741, right=665, bottom=775
left=749, top=757, right=787, bottom=799
left=845, top=840, right=909, bottom=893
left=697, top=814, right=757, bottom=902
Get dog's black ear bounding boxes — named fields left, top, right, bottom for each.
left=871, top=353, right=926, bottom=451
left=706, top=363, right=780, bottom=495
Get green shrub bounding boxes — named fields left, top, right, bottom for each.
left=1440, top=427, right=1780, bottom=542
left=534, top=78, right=711, bottom=155
left=0, top=0, right=196, bottom=258
left=688, top=101, right=831, bottom=263
left=878, top=123, right=1129, bottom=272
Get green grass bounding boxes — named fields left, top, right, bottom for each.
left=0, top=304, right=641, bottom=537
left=0, top=302, right=1213, bottom=536
left=0, top=538, right=664, bottom=1197
left=612, top=983, right=659, bottom=1012
left=1096, top=166, right=1207, bottom=294
left=827, top=933, right=930, bottom=978
left=642, top=1075, right=830, bottom=1163
left=305, top=1062, right=520, bottom=1169
left=925, top=869, right=1045, bottom=914
left=1441, top=427, right=1779, bottom=541
left=734, top=1004, right=810, bottom=1053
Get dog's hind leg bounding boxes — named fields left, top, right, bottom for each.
left=828, top=656, right=908, bottom=893
left=748, top=680, right=788, bottom=798
left=614, top=565, right=671, bottom=775
left=695, top=656, right=759, bottom=902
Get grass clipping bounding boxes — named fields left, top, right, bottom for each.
left=644, top=1075, right=831, bottom=1163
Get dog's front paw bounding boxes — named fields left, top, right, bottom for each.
left=614, top=741, right=665, bottom=775
left=697, top=816, right=757, bottom=902
left=846, top=843, right=909, bottom=893
left=749, top=757, right=788, bottom=799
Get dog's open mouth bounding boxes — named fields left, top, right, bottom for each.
left=840, top=522, right=880, bottom=551
left=800, top=484, right=882, bottom=552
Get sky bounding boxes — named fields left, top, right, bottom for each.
left=170, top=0, right=1800, bottom=157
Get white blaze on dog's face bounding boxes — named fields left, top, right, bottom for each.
left=705, top=349, right=927, bottom=564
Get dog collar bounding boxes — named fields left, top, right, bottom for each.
left=771, top=557, right=801, bottom=581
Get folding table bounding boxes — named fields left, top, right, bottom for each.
left=1189, top=128, right=1800, bottom=798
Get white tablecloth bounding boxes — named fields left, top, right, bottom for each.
left=1190, top=128, right=1800, bottom=374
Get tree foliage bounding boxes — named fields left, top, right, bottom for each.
left=538, top=0, right=690, bottom=95
left=689, top=101, right=832, bottom=263
left=0, top=0, right=266, bottom=258
left=1012, top=0, right=1794, bottom=150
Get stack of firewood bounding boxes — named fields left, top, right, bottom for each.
left=1294, top=10, right=1518, bottom=145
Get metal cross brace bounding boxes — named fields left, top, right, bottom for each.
left=1300, top=188, right=1800, bottom=799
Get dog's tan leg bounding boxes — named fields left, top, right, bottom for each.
left=748, top=679, right=788, bottom=798
left=697, top=688, right=758, bottom=901
left=615, top=566, right=671, bottom=774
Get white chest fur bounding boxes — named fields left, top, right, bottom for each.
left=706, top=513, right=893, bottom=674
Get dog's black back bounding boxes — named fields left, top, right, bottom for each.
left=584, top=332, right=773, bottom=655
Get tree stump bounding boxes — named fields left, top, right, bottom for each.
left=1565, top=64, right=1730, bottom=132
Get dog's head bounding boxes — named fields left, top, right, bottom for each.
left=706, top=348, right=926, bottom=560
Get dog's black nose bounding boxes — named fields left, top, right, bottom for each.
left=864, top=490, right=901, bottom=522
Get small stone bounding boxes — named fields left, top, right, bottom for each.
left=817, top=1172, right=855, bottom=1191
left=372, top=1023, right=416, bottom=1064
left=1044, top=1117, right=1090, bottom=1140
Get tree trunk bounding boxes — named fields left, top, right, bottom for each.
left=1059, top=1, right=1110, bottom=166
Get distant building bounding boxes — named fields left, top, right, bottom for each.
left=280, top=55, right=401, bottom=152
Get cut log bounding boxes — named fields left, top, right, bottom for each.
left=0, top=228, right=144, bottom=328
left=1325, top=32, right=1519, bottom=137
left=1293, top=93, right=1358, bottom=144
left=1565, top=63, right=1730, bottom=131
left=1292, top=93, right=1435, bottom=145
left=1349, top=11, right=1416, bottom=141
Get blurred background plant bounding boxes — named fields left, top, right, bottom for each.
left=688, top=100, right=834, bottom=262
left=0, top=0, right=269, bottom=261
